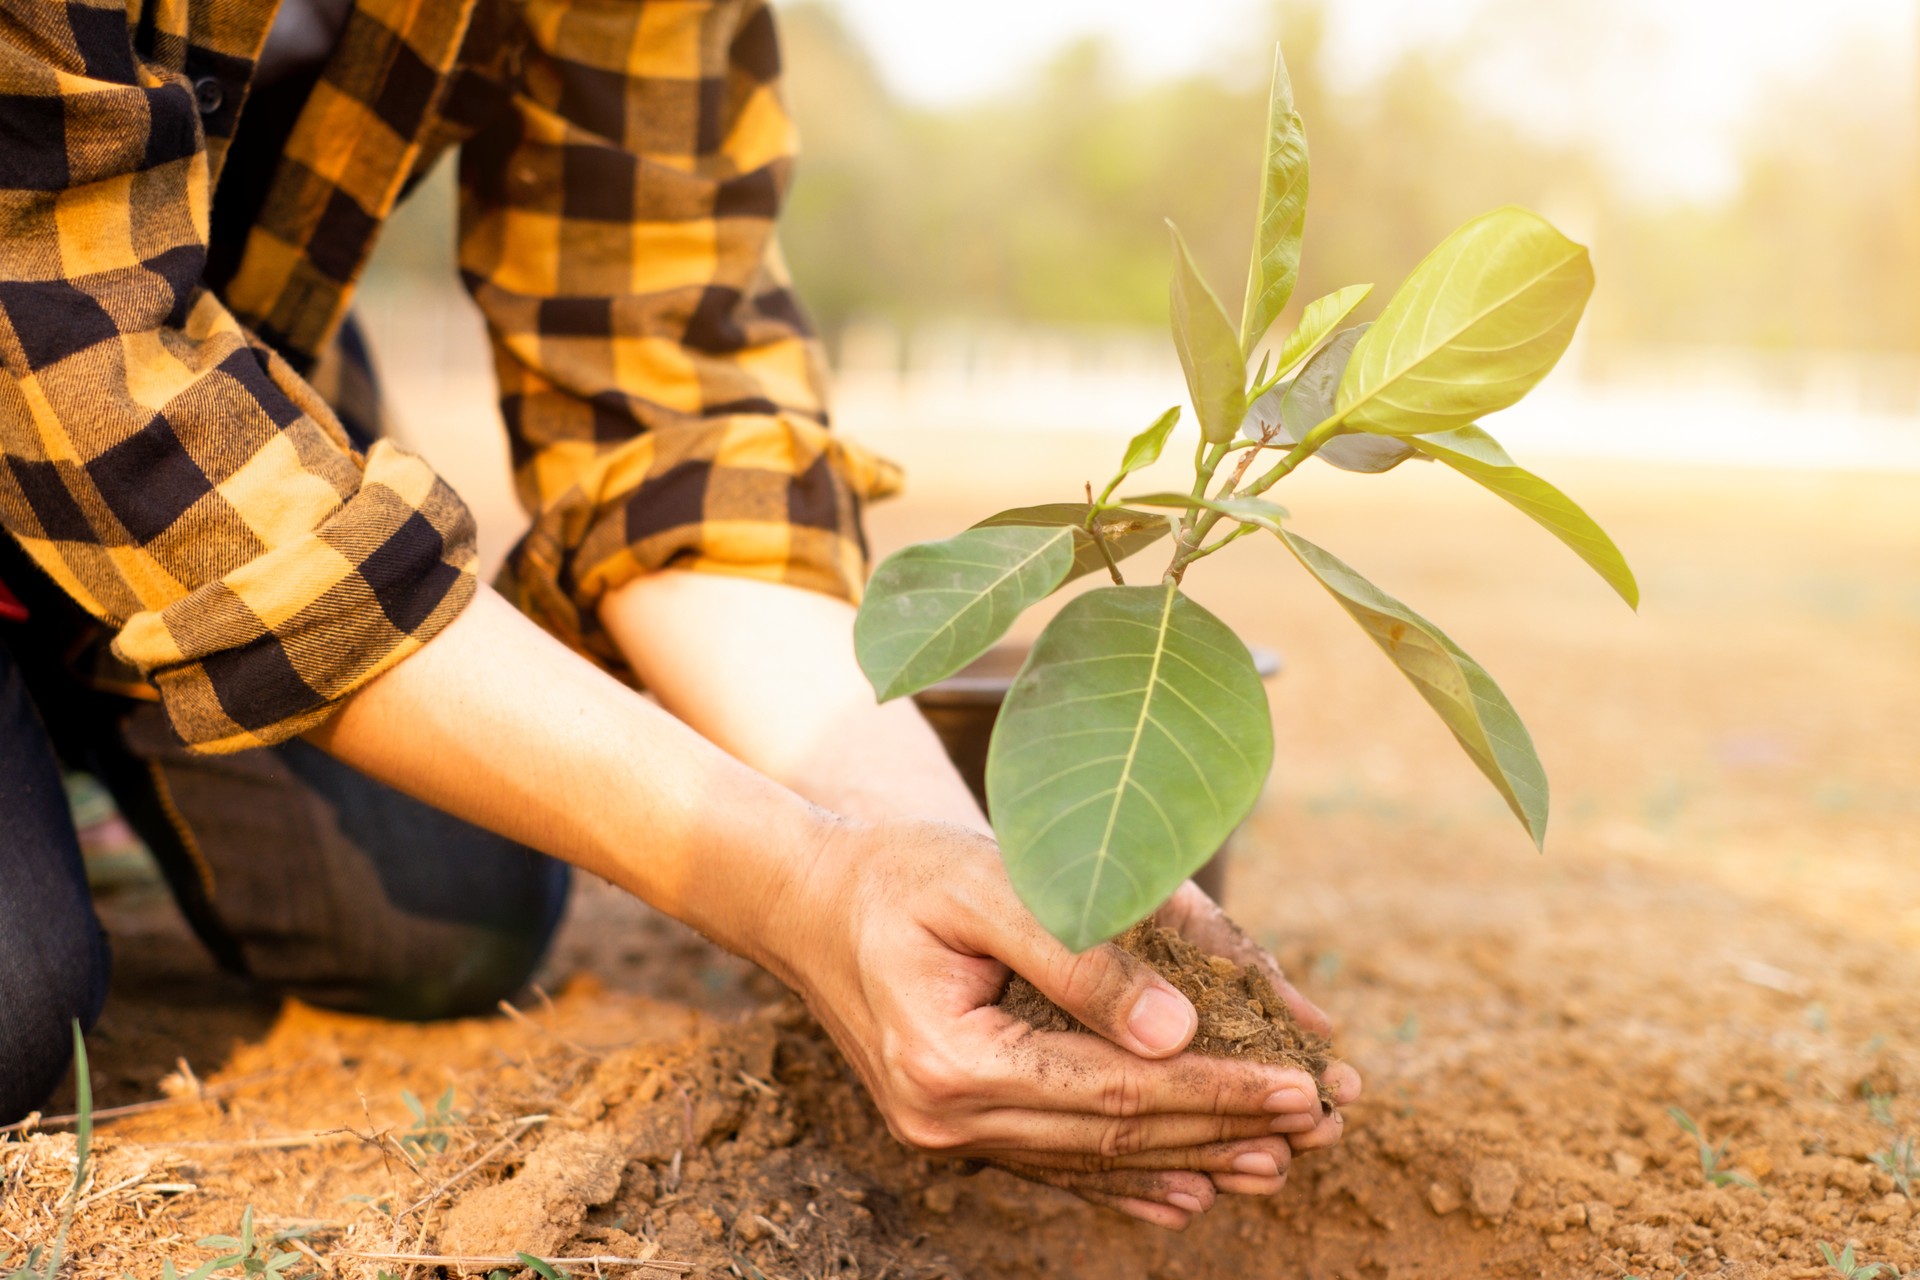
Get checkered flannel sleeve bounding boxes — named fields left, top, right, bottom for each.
left=458, top=0, right=901, bottom=669
left=0, top=0, right=477, bottom=753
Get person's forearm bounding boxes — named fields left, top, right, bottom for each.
left=599, top=570, right=990, bottom=834
left=303, top=587, right=832, bottom=969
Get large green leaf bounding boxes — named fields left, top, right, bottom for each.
left=1268, top=282, right=1372, bottom=379
left=1333, top=207, right=1593, bottom=438
left=1274, top=529, right=1548, bottom=847
left=855, top=525, right=1076, bottom=702
left=1099, top=406, right=1182, bottom=502
left=988, top=585, right=1274, bottom=950
left=971, top=503, right=1171, bottom=584
left=1265, top=324, right=1416, bottom=474
left=1239, top=46, right=1311, bottom=351
left=1167, top=220, right=1248, bottom=444
left=1411, top=426, right=1639, bottom=609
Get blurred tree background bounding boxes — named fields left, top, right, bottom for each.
left=367, top=0, right=1918, bottom=370
left=774, top=0, right=1919, bottom=358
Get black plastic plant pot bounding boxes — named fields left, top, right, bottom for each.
left=911, top=643, right=1284, bottom=906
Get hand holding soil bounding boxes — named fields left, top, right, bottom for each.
left=758, top=816, right=1360, bottom=1229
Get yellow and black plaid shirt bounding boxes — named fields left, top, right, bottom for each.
left=0, top=0, right=898, bottom=752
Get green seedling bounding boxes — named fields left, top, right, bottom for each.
left=180, top=1205, right=311, bottom=1278
left=1862, top=1084, right=1897, bottom=1128
left=1869, top=1134, right=1916, bottom=1196
left=1668, top=1107, right=1759, bottom=1190
left=853, top=39, right=1633, bottom=951
left=399, top=1085, right=461, bottom=1159
left=1819, top=1241, right=1890, bottom=1280
left=515, top=1256, right=570, bottom=1280
left=7, top=1023, right=95, bottom=1280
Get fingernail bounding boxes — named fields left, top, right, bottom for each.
left=1232, top=1152, right=1280, bottom=1177
left=1263, top=1086, right=1312, bottom=1112
left=1270, top=1112, right=1316, bottom=1134
left=1167, top=1191, right=1206, bottom=1213
left=1127, top=986, right=1195, bottom=1055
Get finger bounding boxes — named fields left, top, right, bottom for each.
left=1081, top=1192, right=1194, bottom=1231
left=1323, top=1059, right=1362, bottom=1106
left=976, top=894, right=1198, bottom=1059
left=1156, top=882, right=1332, bottom=1037
left=995, top=1162, right=1216, bottom=1217
left=971, top=1010, right=1322, bottom=1118
left=953, top=1107, right=1282, bottom=1159
left=971, top=1135, right=1295, bottom=1178
left=1211, top=1171, right=1288, bottom=1197
left=1032, top=1165, right=1217, bottom=1207
left=1287, top=1107, right=1345, bottom=1155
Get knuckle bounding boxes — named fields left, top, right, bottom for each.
left=1207, top=1070, right=1243, bottom=1117
left=1051, top=945, right=1121, bottom=1010
left=896, top=1044, right=963, bottom=1105
left=1099, top=1066, right=1149, bottom=1119
left=1099, top=1116, right=1146, bottom=1160
left=889, top=1109, right=963, bottom=1154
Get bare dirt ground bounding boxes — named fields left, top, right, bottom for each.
left=5, top=457, right=1918, bottom=1280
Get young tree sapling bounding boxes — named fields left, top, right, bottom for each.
left=854, top=44, right=1637, bottom=953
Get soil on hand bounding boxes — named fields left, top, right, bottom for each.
left=1000, top=922, right=1335, bottom=1106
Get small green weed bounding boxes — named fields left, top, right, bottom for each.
left=159, top=1205, right=312, bottom=1279
left=1818, top=1241, right=1889, bottom=1280
left=6, top=1023, right=96, bottom=1280
left=490, top=1257, right=568, bottom=1280
left=1861, top=1084, right=1897, bottom=1128
left=3, top=1248, right=47, bottom=1280
left=1869, top=1134, right=1916, bottom=1196
left=1668, top=1107, right=1759, bottom=1190
left=1309, top=951, right=1342, bottom=985
left=399, top=1085, right=461, bottom=1159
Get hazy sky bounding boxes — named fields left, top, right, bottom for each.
left=821, top=0, right=1917, bottom=201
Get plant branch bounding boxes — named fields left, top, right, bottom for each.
left=1242, top=417, right=1341, bottom=498
left=1190, top=523, right=1259, bottom=561
left=1083, top=483, right=1126, bottom=585
left=1166, top=441, right=1229, bottom=583
left=1169, top=417, right=1291, bottom=572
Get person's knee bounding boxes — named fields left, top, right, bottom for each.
left=281, top=854, right=572, bottom=1023
left=1, top=645, right=112, bottom=1125
left=113, top=726, right=572, bottom=1025
left=0, top=929, right=110, bottom=1125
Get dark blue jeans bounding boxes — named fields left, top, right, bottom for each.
left=0, top=619, right=571, bottom=1125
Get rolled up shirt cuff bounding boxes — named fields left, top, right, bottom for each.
left=113, top=441, right=478, bottom=753
left=502, top=413, right=901, bottom=673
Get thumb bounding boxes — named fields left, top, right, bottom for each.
left=1004, top=928, right=1198, bottom=1059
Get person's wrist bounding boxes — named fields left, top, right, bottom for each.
left=743, top=809, right=862, bottom=991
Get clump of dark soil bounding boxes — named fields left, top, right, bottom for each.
left=1000, top=922, right=1335, bottom=1106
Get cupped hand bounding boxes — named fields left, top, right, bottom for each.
left=752, top=817, right=1348, bottom=1228
left=1151, top=880, right=1362, bottom=1190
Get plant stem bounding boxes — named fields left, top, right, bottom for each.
left=1166, top=441, right=1229, bottom=583
left=1189, top=523, right=1258, bottom=561
left=1082, top=483, right=1127, bottom=584
left=1246, top=366, right=1288, bottom=406
left=1167, top=419, right=1336, bottom=578
left=1092, top=518, right=1126, bottom=585
left=1242, top=419, right=1339, bottom=498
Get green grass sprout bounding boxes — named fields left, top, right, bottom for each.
left=1668, top=1107, right=1759, bottom=1190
